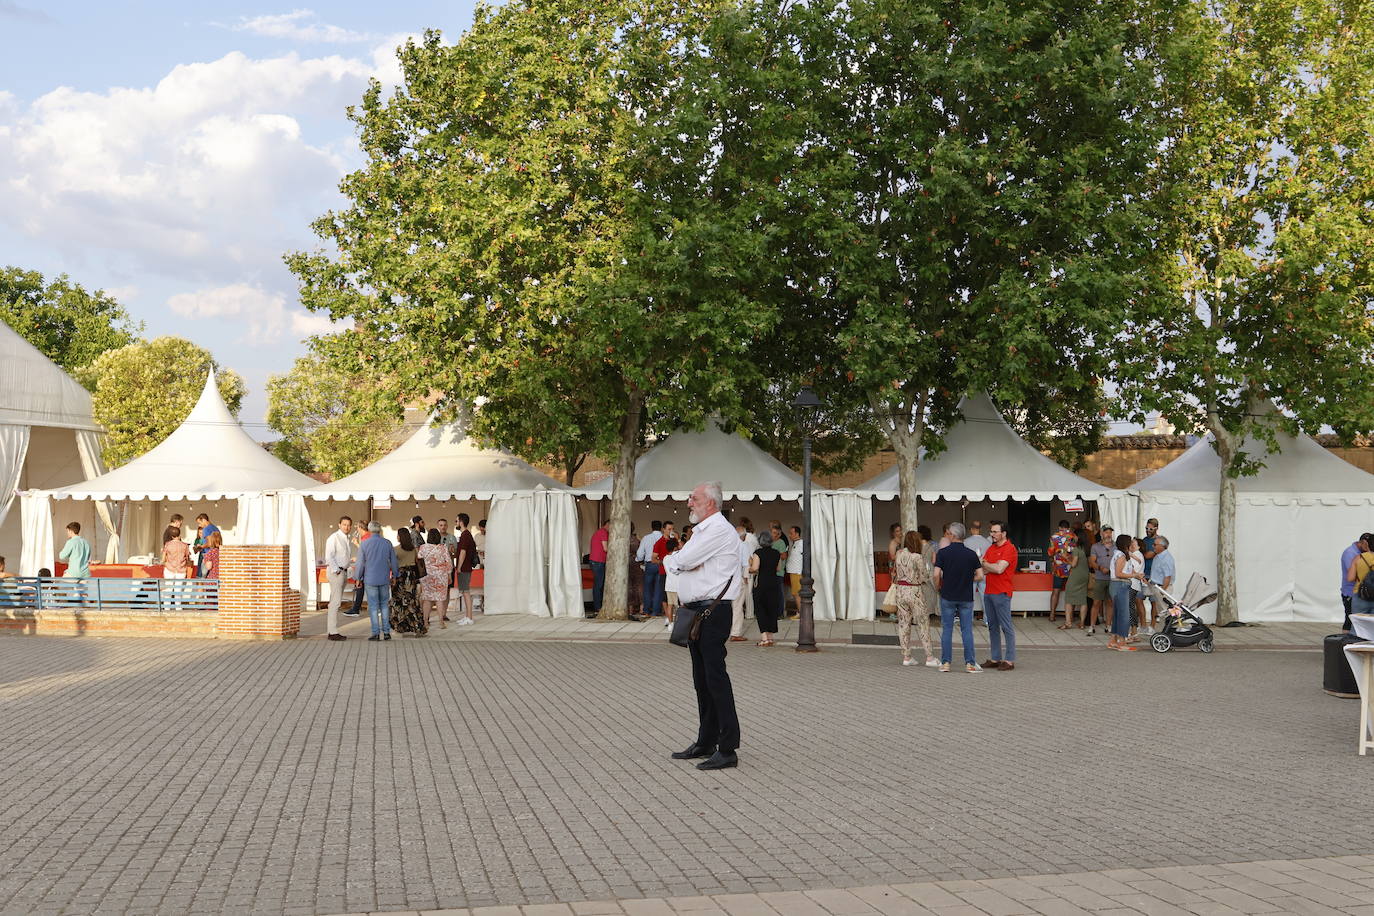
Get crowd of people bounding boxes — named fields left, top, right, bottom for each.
left=881, top=516, right=1179, bottom=670
left=323, top=513, right=486, bottom=641
left=587, top=515, right=806, bottom=647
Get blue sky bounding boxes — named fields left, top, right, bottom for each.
left=0, top=2, right=479, bottom=434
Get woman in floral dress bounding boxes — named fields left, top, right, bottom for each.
left=892, top=530, right=938, bottom=668
left=417, top=528, right=453, bottom=629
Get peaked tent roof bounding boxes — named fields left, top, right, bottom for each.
left=579, top=419, right=803, bottom=501
left=307, top=419, right=570, bottom=500
left=858, top=392, right=1113, bottom=501
left=36, top=371, right=317, bottom=500
left=0, top=320, right=101, bottom=432
left=1136, top=428, right=1374, bottom=502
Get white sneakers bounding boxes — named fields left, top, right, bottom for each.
left=457, top=617, right=474, bottom=626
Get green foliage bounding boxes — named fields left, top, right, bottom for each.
left=76, top=337, right=246, bottom=468
left=745, top=0, right=1170, bottom=504
left=0, top=266, right=141, bottom=381
left=1121, top=0, right=1374, bottom=464
left=265, top=350, right=402, bottom=480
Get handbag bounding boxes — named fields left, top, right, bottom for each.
left=669, top=577, right=733, bottom=648
left=414, top=555, right=427, bottom=578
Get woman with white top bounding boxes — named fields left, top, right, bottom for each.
left=1108, top=534, right=1145, bottom=651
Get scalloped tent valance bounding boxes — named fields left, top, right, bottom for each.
left=857, top=392, right=1115, bottom=502
left=305, top=419, right=570, bottom=501
left=577, top=419, right=803, bottom=501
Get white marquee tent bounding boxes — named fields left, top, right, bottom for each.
left=306, top=420, right=582, bottom=618
left=0, top=321, right=109, bottom=564
left=19, top=371, right=319, bottom=598
left=856, top=393, right=1125, bottom=613
left=1133, top=427, right=1374, bottom=622
left=858, top=392, right=1119, bottom=505
left=579, top=419, right=876, bottom=621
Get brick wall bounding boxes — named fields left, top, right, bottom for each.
left=216, top=545, right=299, bottom=640
left=0, top=610, right=217, bottom=638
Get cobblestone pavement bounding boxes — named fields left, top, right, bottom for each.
left=300, top=606, right=1339, bottom=650
left=0, top=633, right=1368, bottom=916
left=328, top=854, right=1374, bottom=914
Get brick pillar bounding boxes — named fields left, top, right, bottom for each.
left=217, top=545, right=300, bottom=640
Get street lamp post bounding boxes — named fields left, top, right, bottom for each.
left=793, top=387, right=823, bottom=654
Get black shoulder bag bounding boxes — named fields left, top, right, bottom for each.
left=669, top=577, right=733, bottom=648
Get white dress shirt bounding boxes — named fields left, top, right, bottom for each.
left=665, top=511, right=742, bottom=604
left=635, top=530, right=663, bottom=563
left=325, top=530, right=354, bottom=574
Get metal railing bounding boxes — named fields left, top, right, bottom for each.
left=0, top=577, right=219, bottom=613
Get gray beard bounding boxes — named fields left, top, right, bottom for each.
left=688, top=510, right=701, bottom=524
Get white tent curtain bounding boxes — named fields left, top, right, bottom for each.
left=1138, top=492, right=1359, bottom=623
left=0, top=425, right=30, bottom=533
left=486, top=492, right=544, bottom=614
left=73, top=429, right=120, bottom=562
left=1097, top=491, right=1140, bottom=539
left=19, top=491, right=53, bottom=575
left=810, top=492, right=876, bottom=621
left=121, top=500, right=160, bottom=560
left=540, top=489, right=584, bottom=618
left=235, top=492, right=318, bottom=602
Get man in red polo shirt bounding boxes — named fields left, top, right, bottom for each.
left=980, top=521, right=1019, bottom=671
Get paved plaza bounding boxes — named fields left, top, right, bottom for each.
left=1, top=619, right=1371, bottom=916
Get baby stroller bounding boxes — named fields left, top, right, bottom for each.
left=1147, top=572, right=1217, bottom=654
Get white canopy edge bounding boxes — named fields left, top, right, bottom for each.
left=861, top=489, right=1112, bottom=502
left=307, top=486, right=566, bottom=501
left=28, top=489, right=302, bottom=501
left=580, top=488, right=804, bottom=502
left=1126, top=491, right=1374, bottom=508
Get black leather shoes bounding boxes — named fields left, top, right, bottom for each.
left=696, top=750, right=738, bottom=770
left=327, top=633, right=346, bottom=641
left=670, top=744, right=715, bottom=760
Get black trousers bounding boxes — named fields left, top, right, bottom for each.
left=686, top=597, right=740, bottom=752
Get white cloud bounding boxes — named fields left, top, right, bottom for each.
left=230, top=9, right=372, bottom=44
left=168, top=283, right=288, bottom=342
left=0, top=50, right=383, bottom=283
left=290, top=309, right=346, bottom=337
left=166, top=282, right=346, bottom=344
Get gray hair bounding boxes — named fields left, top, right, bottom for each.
left=1154, top=536, right=1168, bottom=549
left=756, top=530, right=773, bottom=549
left=699, top=481, right=724, bottom=511
left=946, top=521, right=967, bottom=540
left=367, top=521, right=381, bottom=534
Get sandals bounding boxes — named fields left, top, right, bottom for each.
left=1056, top=623, right=1072, bottom=630
left=756, top=639, right=775, bottom=647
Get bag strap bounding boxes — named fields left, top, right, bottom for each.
left=700, top=576, right=734, bottom=618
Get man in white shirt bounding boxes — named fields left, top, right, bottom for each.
left=786, top=525, right=804, bottom=615
left=634, top=520, right=665, bottom=620
left=323, top=516, right=355, bottom=641
left=963, top=520, right=992, bottom=618
left=665, top=482, right=743, bottom=771
left=729, top=520, right=758, bottom=642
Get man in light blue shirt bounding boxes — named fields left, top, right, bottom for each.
left=354, top=522, right=398, bottom=640
left=58, top=521, right=91, bottom=577
left=1147, top=536, right=1176, bottom=634
left=634, top=520, right=664, bottom=620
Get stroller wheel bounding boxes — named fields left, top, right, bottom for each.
left=1150, top=633, right=1172, bottom=653
left=1198, top=635, right=1215, bottom=653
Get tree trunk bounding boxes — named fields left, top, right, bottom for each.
left=600, top=390, right=643, bottom=621
left=893, top=436, right=921, bottom=536
left=1209, top=421, right=1240, bottom=626
left=871, top=391, right=926, bottom=537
